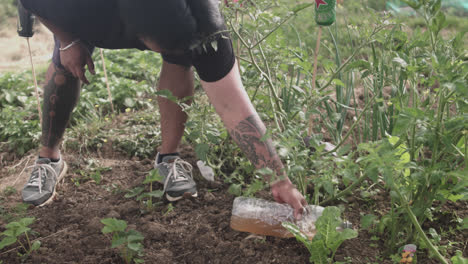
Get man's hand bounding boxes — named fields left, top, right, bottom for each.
left=60, top=42, right=95, bottom=84
left=271, top=178, right=308, bottom=220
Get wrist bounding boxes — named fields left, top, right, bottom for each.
left=270, top=177, right=293, bottom=190
left=59, top=39, right=80, bottom=51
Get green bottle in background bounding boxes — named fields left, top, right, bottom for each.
left=315, top=0, right=336, bottom=26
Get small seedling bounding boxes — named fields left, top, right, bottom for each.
left=101, top=218, right=145, bottom=264
left=2, top=186, right=17, bottom=197
left=125, top=170, right=163, bottom=212
left=164, top=203, right=174, bottom=216
left=283, top=206, right=358, bottom=264
left=0, top=217, right=41, bottom=261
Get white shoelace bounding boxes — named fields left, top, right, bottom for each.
left=25, top=163, right=57, bottom=193
left=163, top=158, right=193, bottom=192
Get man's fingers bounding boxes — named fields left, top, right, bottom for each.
left=86, top=56, right=95, bottom=75
left=70, top=68, right=79, bottom=80
left=272, top=193, right=284, bottom=204
left=292, top=199, right=304, bottom=220
left=77, top=68, right=89, bottom=84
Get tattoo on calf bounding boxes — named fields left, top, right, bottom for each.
left=229, top=115, right=285, bottom=182
left=41, top=70, right=80, bottom=148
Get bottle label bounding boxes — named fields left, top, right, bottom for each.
left=315, top=0, right=336, bottom=26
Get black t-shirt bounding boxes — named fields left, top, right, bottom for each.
left=20, top=0, right=146, bottom=50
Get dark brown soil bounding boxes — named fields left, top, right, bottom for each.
left=0, top=145, right=466, bottom=264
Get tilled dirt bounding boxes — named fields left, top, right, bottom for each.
left=0, top=147, right=465, bottom=264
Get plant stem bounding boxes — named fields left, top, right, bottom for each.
left=17, top=239, right=27, bottom=255
left=308, top=26, right=322, bottom=137
left=326, top=94, right=377, bottom=154
left=231, top=24, right=283, bottom=131
left=24, top=232, right=32, bottom=250
left=404, top=203, right=448, bottom=264
left=319, top=171, right=368, bottom=206
left=394, top=188, right=448, bottom=264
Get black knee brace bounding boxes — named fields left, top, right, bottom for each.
left=191, top=35, right=235, bottom=82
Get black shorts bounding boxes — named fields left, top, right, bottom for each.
left=52, top=37, right=192, bottom=69
left=22, top=0, right=235, bottom=81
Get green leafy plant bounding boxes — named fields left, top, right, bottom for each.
left=283, top=206, right=358, bottom=264
left=0, top=217, right=41, bottom=261
left=451, top=250, right=468, bottom=264
left=125, top=169, right=164, bottom=212
left=101, top=218, right=145, bottom=264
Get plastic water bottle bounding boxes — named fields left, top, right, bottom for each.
left=196, top=160, right=215, bottom=182
left=315, top=0, right=336, bottom=26
left=230, top=197, right=325, bottom=239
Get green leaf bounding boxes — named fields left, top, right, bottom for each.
left=309, top=240, right=329, bottom=264
left=345, top=60, right=371, bottom=72
left=31, top=240, right=41, bottom=251
left=361, top=214, right=377, bottom=229
left=127, top=230, right=144, bottom=242
left=0, top=236, right=17, bottom=250
left=137, top=190, right=164, bottom=200
left=315, top=207, right=341, bottom=248
left=144, top=170, right=163, bottom=184
left=282, top=222, right=309, bottom=244
left=195, top=143, right=210, bottom=161
left=124, top=97, right=136, bottom=108
left=291, top=85, right=305, bottom=95
left=155, top=89, right=178, bottom=102
left=134, top=258, right=145, bottom=264
left=451, top=250, right=468, bottom=264
left=19, top=217, right=35, bottom=227
left=14, top=226, right=31, bottom=237
left=125, top=187, right=144, bottom=198
left=428, top=228, right=441, bottom=243
left=332, top=79, right=345, bottom=87
left=101, top=218, right=127, bottom=233
left=392, top=57, right=408, bottom=68
left=111, top=235, right=127, bottom=248
left=400, top=0, right=421, bottom=10
left=338, top=228, right=358, bottom=241
left=127, top=242, right=143, bottom=252
left=256, top=167, right=273, bottom=176
left=462, top=217, right=468, bottom=230
left=228, top=184, right=242, bottom=196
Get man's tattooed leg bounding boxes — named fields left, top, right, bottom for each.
left=229, top=114, right=286, bottom=184
left=41, top=67, right=80, bottom=148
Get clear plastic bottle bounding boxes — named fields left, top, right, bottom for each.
left=196, top=160, right=214, bottom=181
left=230, top=197, right=324, bottom=239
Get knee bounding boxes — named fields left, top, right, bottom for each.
left=192, top=36, right=236, bottom=83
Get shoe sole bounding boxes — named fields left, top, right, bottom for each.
left=38, top=161, right=68, bottom=207
left=166, top=191, right=198, bottom=202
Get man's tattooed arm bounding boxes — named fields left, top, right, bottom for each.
left=229, top=114, right=286, bottom=184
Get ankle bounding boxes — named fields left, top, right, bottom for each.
left=157, top=152, right=180, bottom=163
left=39, top=147, right=60, bottom=161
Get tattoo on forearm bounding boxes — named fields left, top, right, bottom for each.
left=41, top=68, right=80, bottom=148
left=229, top=114, right=285, bottom=181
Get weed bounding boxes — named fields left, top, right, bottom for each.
left=83, top=159, right=111, bottom=185
left=0, top=217, right=40, bottom=261
left=451, top=250, right=468, bottom=264
left=164, top=203, right=174, bottom=216
left=2, top=186, right=16, bottom=197
left=125, top=170, right=164, bottom=212
left=283, top=206, right=358, bottom=264
left=101, top=218, right=145, bottom=264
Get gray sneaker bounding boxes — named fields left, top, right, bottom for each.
left=22, top=157, right=68, bottom=206
left=154, top=153, right=197, bottom=201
